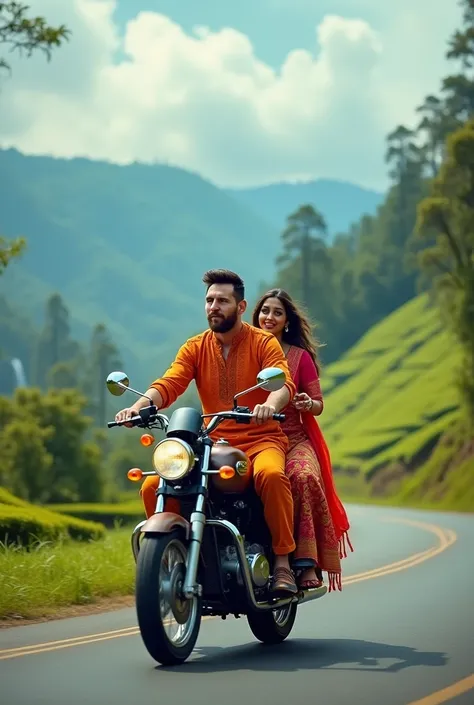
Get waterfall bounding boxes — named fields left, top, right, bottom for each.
left=10, top=358, right=28, bottom=387
left=0, top=357, right=28, bottom=395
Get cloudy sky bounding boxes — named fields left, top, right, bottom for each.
left=0, top=0, right=461, bottom=192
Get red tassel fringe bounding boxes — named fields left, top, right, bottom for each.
left=328, top=571, right=342, bottom=592
left=338, top=531, right=354, bottom=560
left=325, top=531, right=354, bottom=592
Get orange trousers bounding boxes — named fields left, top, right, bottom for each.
left=140, top=446, right=296, bottom=555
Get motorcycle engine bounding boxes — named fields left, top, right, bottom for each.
left=221, top=542, right=270, bottom=588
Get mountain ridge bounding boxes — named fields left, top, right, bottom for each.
left=227, top=179, right=384, bottom=235
left=0, top=147, right=384, bottom=388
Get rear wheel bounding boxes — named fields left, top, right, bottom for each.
left=247, top=603, right=297, bottom=644
left=135, top=530, right=202, bottom=666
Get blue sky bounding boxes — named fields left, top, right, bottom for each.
left=0, top=0, right=462, bottom=192
left=112, top=0, right=385, bottom=68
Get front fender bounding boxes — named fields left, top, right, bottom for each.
left=140, top=511, right=191, bottom=540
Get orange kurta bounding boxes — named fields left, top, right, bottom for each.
left=141, top=321, right=297, bottom=554
left=150, top=321, right=296, bottom=454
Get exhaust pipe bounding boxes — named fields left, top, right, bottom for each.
left=297, top=584, right=328, bottom=603
left=206, top=518, right=327, bottom=612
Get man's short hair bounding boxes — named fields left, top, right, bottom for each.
left=202, top=269, right=245, bottom=303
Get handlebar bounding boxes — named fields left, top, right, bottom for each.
left=107, top=416, right=143, bottom=428
left=202, top=409, right=285, bottom=434
left=107, top=405, right=164, bottom=429
left=210, top=411, right=286, bottom=422
left=107, top=407, right=285, bottom=430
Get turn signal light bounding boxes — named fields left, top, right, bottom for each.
left=127, top=467, right=143, bottom=482
left=218, top=465, right=235, bottom=480
left=140, top=433, right=155, bottom=447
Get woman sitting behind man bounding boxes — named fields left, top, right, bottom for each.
left=252, top=288, right=353, bottom=591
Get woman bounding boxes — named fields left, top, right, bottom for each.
left=252, top=288, right=353, bottom=591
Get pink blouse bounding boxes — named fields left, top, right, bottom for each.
left=281, top=346, right=323, bottom=444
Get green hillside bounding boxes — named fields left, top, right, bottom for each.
left=320, top=293, right=463, bottom=477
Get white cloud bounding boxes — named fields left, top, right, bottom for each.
left=0, top=0, right=461, bottom=190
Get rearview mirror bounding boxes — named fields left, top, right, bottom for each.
left=231, top=366, right=287, bottom=408
left=106, top=371, right=130, bottom=396
left=256, top=367, right=286, bottom=392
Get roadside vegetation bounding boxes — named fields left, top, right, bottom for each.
left=0, top=528, right=133, bottom=621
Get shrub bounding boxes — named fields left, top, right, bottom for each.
left=45, top=501, right=143, bottom=528
left=0, top=488, right=105, bottom=546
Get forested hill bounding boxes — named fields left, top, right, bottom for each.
left=0, top=147, right=385, bottom=387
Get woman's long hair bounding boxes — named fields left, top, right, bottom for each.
left=252, top=288, right=323, bottom=374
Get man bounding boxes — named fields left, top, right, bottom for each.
left=115, top=269, right=298, bottom=595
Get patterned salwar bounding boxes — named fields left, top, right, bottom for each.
left=282, top=346, right=352, bottom=591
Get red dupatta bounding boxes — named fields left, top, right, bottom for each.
left=291, top=348, right=354, bottom=562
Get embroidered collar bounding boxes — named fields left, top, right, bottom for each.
left=211, top=321, right=250, bottom=351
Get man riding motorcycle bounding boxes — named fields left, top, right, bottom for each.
left=115, top=268, right=299, bottom=596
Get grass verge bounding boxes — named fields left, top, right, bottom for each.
left=0, top=528, right=135, bottom=621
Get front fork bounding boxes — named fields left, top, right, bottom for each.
left=131, top=440, right=212, bottom=599
left=182, top=442, right=210, bottom=598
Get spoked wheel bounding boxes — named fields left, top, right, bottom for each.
left=247, top=602, right=297, bottom=644
left=135, top=530, right=202, bottom=666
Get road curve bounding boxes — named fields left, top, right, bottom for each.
left=1, top=504, right=473, bottom=705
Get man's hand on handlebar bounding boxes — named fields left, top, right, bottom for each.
left=252, top=403, right=277, bottom=425
left=109, top=406, right=284, bottom=431
left=115, top=407, right=140, bottom=428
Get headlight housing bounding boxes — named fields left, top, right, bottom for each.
left=152, top=438, right=195, bottom=481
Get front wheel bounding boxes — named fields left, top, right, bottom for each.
left=135, top=531, right=202, bottom=666
left=247, top=603, right=297, bottom=644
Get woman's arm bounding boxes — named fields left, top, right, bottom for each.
left=295, top=350, right=324, bottom=416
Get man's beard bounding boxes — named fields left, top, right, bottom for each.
left=207, top=309, right=238, bottom=333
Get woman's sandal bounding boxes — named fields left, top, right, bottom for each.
left=299, top=578, right=323, bottom=590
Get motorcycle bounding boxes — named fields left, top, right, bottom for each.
left=106, top=367, right=327, bottom=666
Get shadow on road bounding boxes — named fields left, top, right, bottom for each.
left=157, top=639, right=448, bottom=674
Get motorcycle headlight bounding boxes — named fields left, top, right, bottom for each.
left=152, top=438, right=195, bottom=481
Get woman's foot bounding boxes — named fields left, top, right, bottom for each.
left=298, top=567, right=323, bottom=590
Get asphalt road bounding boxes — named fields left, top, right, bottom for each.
left=1, top=504, right=473, bottom=705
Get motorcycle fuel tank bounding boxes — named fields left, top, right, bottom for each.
left=209, top=440, right=252, bottom=494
